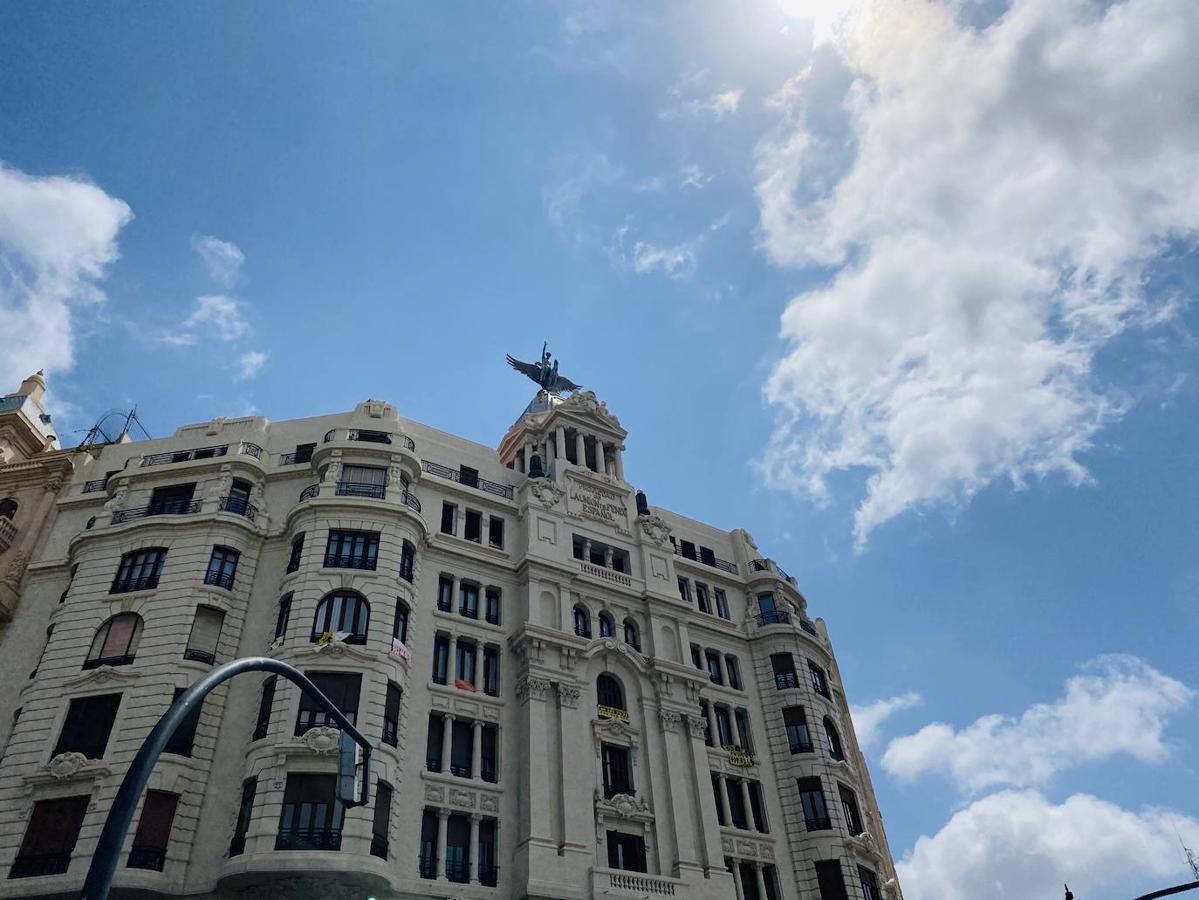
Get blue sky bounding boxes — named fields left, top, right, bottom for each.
left=2, top=2, right=1198, bottom=897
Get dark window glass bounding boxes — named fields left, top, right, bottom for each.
left=164, top=688, right=202, bottom=757
left=419, top=809, right=438, bottom=879
left=274, top=594, right=292, bottom=642
left=726, top=777, right=748, bottom=829
left=54, top=693, right=121, bottom=759
left=393, top=599, right=409, bottom=644
left=111, top=548, right=167, bottom=593
left=432, top=636, right=449, bottom=684
left=459, top=582, right=479, bottom=619
left=764, top=864, right=781, bottom=900
left=10, top=795, right=89, bottom=878
left=127, top=790, right=178, bottom=871
left=758, top=592, right=790, bottom=625
left=699, top=546, right=716, bottom=566
left=606, top=831, right=647, bottom=873
left=229, top=778, right=256, bottom=857
left=204, top=546, right=239, bottom=589
left=815, top=860, right=850, bottom=900
left=293, top=443, right=315, bottom=464
left=715, top=707, right=734, bottom=748
left=484, top=587, right=501, bottom=625
left=623, top=619, right=640, bottom=651
left=286, top=533, right=304, bottom=574
left=399, top=540, right=415, bottom=582
left=84, top=614, right=142, bottom=668
left=748, top=781, right=768, bottom=832
left=859, top=866, right=881, bottom=900
left=711, top=772, right=726, bottom=826
left=311, top=591, right=370, bottom=644
left=382, top=683, right=401, bottom=747
left=253, top=677, right=276, bottom=741
left=598, top=613, right=615, bottom=637
left=839, top=784, right=864, bottom=836
left=679, top=540, right=697, bottom=560
left=690, top=644, right=703, bottom=669
left=426, top=714, right=445, bottom=772
left=771, top=653, right=798, bottom=689
left=699, top=701, right=713, bottom=746
left=478, top=818, right=498, bottom=885
left=481, top=725, right=498, bottom=783
left=784, top=706, right=813, bottom=753
left=440, top=502, right=456, bottom=535
left=596, top=674, right=624, bottom=711
left=148, top=483, right=196, bottom=515
left=275, top=773, right=343, bottom=850
left=735, top=708, right=753, bottom=751
left=695, top=583, right=712, bottom=614
left=705, top=650, right=723, bottom=685
left=450, top=719, right=473, bottom=777
left=824, top=717, right=845, bottom=760
left=455, top=642, right=477, bottom=686
left=601, top=744, right=634, bottom=798
left=677, top=577, right=691, bottom=602
left=446, top=814, right=470, bottom=882
left=488, top=516, right=504, bottom=548
left=809, top=662, right=831, bottom=698
left=714, top=588, right=730, bottom=619
left=798, top=777, right=832, bottom=831
left=437, top=575, right=453, bottom=611
left=464, top=510, right=482, bottom=543
left=371, top=781, right=392, bottom=859
left=483, top=647, right=500, bottom=697
left=323, top=530, right=378, bottom=570
left=573, top=605, right=591, bottom=638
left=295, top=672, right=360, bottom=735
left=459, top=465, right=478, bottom=487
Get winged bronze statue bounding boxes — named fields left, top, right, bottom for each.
left=506, top=343, right=581, bottom=395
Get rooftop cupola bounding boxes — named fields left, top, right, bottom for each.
left=17, top=371, right=47, bottom=405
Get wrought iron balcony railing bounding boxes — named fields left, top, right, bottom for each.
left=274, top=827, right=342, bottom=851
left=82, top=478, right=108, bottom=493
left=426, top=755, right=441, bottom=772
left=421, top=459, right=514, bottom=499
left=335, top=481, right=385, bottom=499
left=110, top=575, right=160, bottom=594
left=382, top=721, right=398, bottom=747
left=673, top=545, right=738, bottom=574
left=800, top=618, right=819, bottom=636
left=299, top=483, right=320, bottom=502
left=323, top=428, right=414, bottom=449
left=418, top=852, right=436, bottom=879
left=804, top=814, right=833, bottom=831
left=445, top=858, right=470, bottom=884
left=141, top=444, right=229, bottom=466
left=322, top=553, right=377, bottom=570
left=183, top=648, right=216, bottom=664
left=774, top=672, right=800, bottom=690
left=127, top=845, right=166, bottom=871
left=478, top=864, right=499, bottom=887
left=111, top=499, right=201, bottom=523
left=756, top=610, right=792, bottom=626
left=218, top=495, right=257, bottom=520
left=204, top=570, right=235, bottom=589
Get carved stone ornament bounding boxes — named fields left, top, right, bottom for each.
left=657, top=709, right=681, bottom=733
left=527, top=478, right=566, bottom=508
left=47, top=752, right=90, bottom=780
left=637, top=513, right=672, bottom=546
left=686, top=716, right=708, bottom=739
left=555, top=683, right=581, bottom=708
left=449, top=788, right=476, bottom=809
left=479, top=793, right=500, bottom=813
left=597, top=792, right=651, bottom=821
left=563, top=390, right=622, bottom=429
left=301, top=726, right=341, bottom=755
left=515, top=676, right=553, bottom=703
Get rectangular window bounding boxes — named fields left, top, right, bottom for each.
left=463, top=509, right=482, bottom=543
left=324, top=530, right=378, bottom=570
left=184, top=606, right=224, bottom=664
left=726, top=655, right=742, bottom=690
left=458, top=465, right=479, bottom=488
left=783, top=706, right=813, bottom=753
left=699, top=701, right=713, bottom=747
left=437, top=575, right=453, bottom=611
left=714, top=588, right=730, bottom=619
left=710, top=772, right=726, bottom=826
left=393, top=600, right=408, bottom=644
left=757, top=592, right=789, bottom=625
left=337, top=463, right=386, bottom=498
left=483, top=646, right=500, bottom=697
left=705, top=650, right=723, bottom=685
left=229, top=778, right=256, bottom=857
left=735, top=708, right=753, bottom=751
left=450, top=719, right=473, bottom=777
left=54, top=693, right=121, bottom=759
left=276, top=773, right=343, bottom=851
left=485, top=587, right=501, bottom=625
left=274, top=595, right=292, bottom=642
left=679, top=540, right=697, bottom=560
left=148, top=483, right=196, bottom=515
left=295, top=672, right=360, bottom=735
left=419, top=809, right=438, bottom=879
left=809, top=661, right=831, bottom=698
left=815, top=860, right=850, bottom=900
left=715, top=706, right=734, bottom=748
left=695, top=582, right=712, bottom=614
left=370, top=781, right=392, bottom=859
left=432, top=636, right=449, bottom=684
left=690, top=643, right=703, bottom=669
left=426, top=713, right=444, bottom=771
left=253, top=677, right=276, bottom=741
left=699, top=546, right=717, bottom=567
left=127, top=790, right=178, bottom=871
left=446, top=814, right=470, bottom=883
left=601, top=744, right=634, bottom=798
left=798, top=777, right=832, bottom=831
left=481, top=725, right=498, bottom=783
left=459, top=582, right=479, bottom=619
left=164, top=688, right=202, bottom=757
left=771, top=653, right=798, bottom=689
left=748, top=781, right=768, bottom=833
left=606, top=831, right=647, bottom=873
left=10, top=795, right=90, bottom=878
left=478, top=818, right=498, bottom=885
left=677, top=577, right=691, bottom=602
left=440, top=502, right=457, bottom=536
left=286, top=533, right=304, bottom=573
left=455, top=642, right=477, bottom=686
left=204, top=546, right=239, bottom=589
left=859, top=866, right=881, bottom=900
left=293, top=442, right=315, bottom=464
left=838, top=784, right=864, bottom=836
left=726, top=778, right=748, bottom=829
left=488, top=516, right=504, bottom=548
left=399, top=540, right=415, bottom=582
left=111, top=548, right=166, bottom=593
left=382, top=682, right=402, bottom=748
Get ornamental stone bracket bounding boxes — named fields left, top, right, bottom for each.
left=526, top=478, right=566, bottom=509
left=594, top=792, right=654, bottom=844
left=592, top=716, right=639, bottom=751
left=848, top=831, right=883, bottom=864
left=62, top=664, right=141, bottom=689
left=291, top=640, right=376, bottom=666
left=300, top=726, right=342, bottom=755
left=24, top=752, right=112, bottom=788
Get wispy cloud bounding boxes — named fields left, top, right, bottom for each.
left=850, top=691, right=922, bottom=750
left=541, top=153, right=622, bottom=240
left=660, top=88, right=743, bottom=121
left=236, top=350, right=268, bottom=381
left=882, top=656, right=1193, bottom=794
left=679, top=164, right=711, bottom=190
left=755, top=0, right=1199, bottom=547
left=191, top=234, right=244, bottom=288
left=162, top=295, right=250, bottom=346
left=609, top=225, right=696, bottom=280
left=0, top=161, right=132, bottom=390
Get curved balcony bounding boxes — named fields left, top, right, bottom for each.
left=219, top=495, right=258, bottom=520
left=203, top=570, right=235, bottom=590
left=111, top=499, right=201, bottom=524
left=297, top=482, right=422, bottom=513
left=139, top=441, right=263, bottom=467
left=299, top=483, right=320, bottom=502
left=323, top=428, right=415, bottom=452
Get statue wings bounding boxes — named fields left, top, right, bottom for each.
left=506, top=354, right=543, bottom=383
left=551, top=372, right=582, bottom=393
left=506, top=353, right=582, bottom=394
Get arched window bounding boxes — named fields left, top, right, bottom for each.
left=623, top=618, right=640, bottom=652
left=399, top=540, right=415, bottom=583
left=596, top=674, right=625, bottom=712
left=573, top=604, right=591, bottom=639
left=598, top=612, right=615, bottom=638
left=0, top=498, right=16, bottom=520
left=312, top=591, right=370, bottom=645
left=84, top=613, right=143, bottom=668
left=393, top=598, right=409, bottom=645
left=823, top=717, right=845, bottom=761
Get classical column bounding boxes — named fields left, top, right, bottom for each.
left=603, top=547, right=614, bottom=569
left=448, top=635, right=458, bottom=680
left=731, top=860, right=745, bottom=900
left=613, top=446, right=624, bottom=480
left=451, top=576, right=460, bottom=612
left=481, top=513, right=490, bottom=544
left=556, top=427, right=567, bottom=459
left=523, top=440, right=533, bottom=473
left=704, top=704, right=716, bottom=744
left=471, top=720, right=483, bottom=780
left=596, top=441, right=606, bottom=474
left=754, top=862, right=769, bottom=898
left=581, top=539, right=592, bottom=565
left=739, top=778, right=753, bottom=830
left=575, top=431, right=586, bottom=468
left=436, top=809, right=449, bottom=881
left=468, top=814, right=481, bottom=884
left=441, top=714, right=455, bottom=773
left=719, top=775, right=735, bottom=827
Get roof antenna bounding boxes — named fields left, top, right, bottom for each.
left=1174, top=820, right=1199, bottom=880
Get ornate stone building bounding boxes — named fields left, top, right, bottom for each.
left=0, top=384, right=902, bottom=900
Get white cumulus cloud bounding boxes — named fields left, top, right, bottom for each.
left=236, top=350, right=268, bottom=381
left=0, top=162, right=132, bottom=389
left=191, top=234, right=244, bottom=287
left=850, top=691, right=922, bottom=750
left=898, top=790, right=1199, bottom=900
left=882, top=655, right=1193, bottom=793
left=755, top=0, right=1199, bottom=546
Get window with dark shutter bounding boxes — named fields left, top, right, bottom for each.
left=488, top=515, right=504, bottom=548
left=275, top=773, right=343, bottom=851
left=164, top=688, right=202, bottom=757
left=783, top=706, right=813, bottom=753
left=606, top=831, right=647, bottom=873
left=253, top=677, right=276, bottom=741
left=286, top=533, right=304, bottom=573
left=10, top=795, right=90, bottom=878
left=371, top=782, right=392, bottom=859
left=798, top=777, right=832, bottom=831
left=229, top=778, right=256, bottom=857
left=127, top=790, right=178, bottom=871
left=184, top=606, right=224, bottom=664
left=601, top=744, right=633, bottom=798
left=295, top=672, right=360, bottom=734
left=382, top=683, right=401, bottom=747
left=54, top=693, right=121, bottom=759
left=815, top=860, right=850, bottom=900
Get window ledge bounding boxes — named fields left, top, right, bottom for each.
left=430, top=607, right=506, bottom=637
left=419, top=767, right=505, bottom=793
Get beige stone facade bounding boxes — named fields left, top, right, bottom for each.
left=0, top=387, right=902, bottom=900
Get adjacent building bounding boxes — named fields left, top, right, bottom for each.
left=0, top=382, right=903, bottom=900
